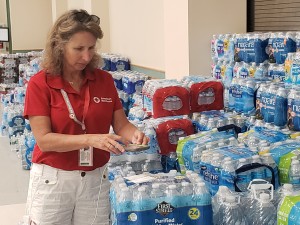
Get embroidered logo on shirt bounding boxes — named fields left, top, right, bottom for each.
left=101, top=97, right=112, bottom=103
left=93, top=97, right=100, bottom=103
left=93, top=97, right=112, bottom=103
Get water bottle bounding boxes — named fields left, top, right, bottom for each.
left=193, top=182, right=212, bottom=206
left=274, top=87, right=288, bottom=127
left=134, top=186, right=151, bottom=211
left=256, top=83, right=267, bottom=119
left=165, top=184, right=181, bottom=207
left=199, top=153, right=210, bottom=182
left=251, top=193, right=277, bottom=225
left=289, top=159, right=300, bottom=188
left=263, top=84, right=277, bottom=123
left=234, top=79, right=244, bottom=113
left=149, top=183, right=164, bottom=208
left=276, top=183, right=294, bottom=209
left=179, top=181, right=194, bottom=207
left=243, top=79, right=256, bottom=115
left=220, top=195, right=248, bottom=225
left=206, top=118, right=216, bottom=131
left=251, top=155, right=266, bottom=180
left=220, top=160, right=236, bottom=191
left=236, top=158, right=251, bottom=191
left=261, top=153, right=279, bottom=188
left=116, top=187, right=133, bottom=213
left=191, top=145, right=202, bottom=173
left=212, top=186, right=232, bottom=224
left=228, top=78, right=237, bottom=110
left=210, top=157, right=222, bottom=196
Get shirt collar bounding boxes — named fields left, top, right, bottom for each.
left=46, top=69, right=96, bottom=93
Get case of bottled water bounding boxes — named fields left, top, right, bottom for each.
left=110, top=171, right=213, bottom=225
left=142, top=79, right=190, bottom=118
left=189, top=80, right=224, bottom=113
left=101, top=53, right=130, bottom=71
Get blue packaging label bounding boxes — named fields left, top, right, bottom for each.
left=274, top=95, right=288, bottom=127
left=217, top=39, right=224, bottom=58
left=242, top=85, right=255, bottom=115
left=272, top=37, right=296, bottom=64
left=290, top=98, right=300, bottom=131
left=116, top=204, right=213, bottom=225
left=261, top=92, right=276, bottom=122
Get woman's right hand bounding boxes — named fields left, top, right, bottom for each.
left=86, top=133, right=129, bottom=154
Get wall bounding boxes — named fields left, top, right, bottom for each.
left=108, top=0, right=164, bottom=72
left=163, top=0, right=189, bottom=79
left=91, top=0, right=110, bottom=53
left=9, top=0, right=52, bottom=51
left=51, top=0, right=68, bottom=23
left=188, top=0, right=247, bottom=76
left=0, top=0, right=7, bottom=26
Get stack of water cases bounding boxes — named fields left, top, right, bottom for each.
left=111, top=70, right=149, bottom=116
left=181, top=76, right=224, bottom=113
left=142, top=79, right=191, bottom=118
left=0, top=52, right=42, bottom=92
left=101, top=53, right=130, bottom=71
left=211, top=32, right=300, bottom=120
left=110, top=170, right=213, bottom=225
left=0, top=52, right=42, bottom=169
left=142, top=76, right=224, bottom=119
left=107, top=119, right=163, bottom=180
left=0, top=54, right=19, bottom=92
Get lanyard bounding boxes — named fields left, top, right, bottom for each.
left=60, top=86, right=90, bottom=133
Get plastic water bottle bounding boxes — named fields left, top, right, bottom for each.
left=193, top=182, right=211, bottom=206
left=261, top=153, right=279, bottom=188
left=210, top=157, right=222, bottom=196
left=165, top=184, right=181, bottom=207
left=236, top=158, right=251, bottom=191
left=116, top=187, right=133, bottom=213
left=251, top=155, right=266, bottom=180
left=212, top=186, right=232, bottom=225
left=191, top=145, right=202, bottom=173
left=179, top=181, right=194, bottom=207
left=228, top=78, right=237, bottom=110
left=274, top=87, right=288, bottom=127
left=220, top=160, right=236, bottom=191
left=251, top=193, right=277, bottom=225
left=200, top=153, right=211, bottom=188
left=289, top=159, right=300, bottom=188
left=134, top=186, right=151, bottom=211
left=276, top=183, right=294, bottom=209
left=220, top=195, right=248, bottom=225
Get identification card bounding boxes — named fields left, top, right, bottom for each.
left=79, top=146, right=93, bottom=166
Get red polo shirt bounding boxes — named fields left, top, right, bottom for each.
left=23, top=68, right=123, bottom=171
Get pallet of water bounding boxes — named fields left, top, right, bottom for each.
left=176, top=128, right=282, bottom=195
left=110, top=171, right=213, bottom=225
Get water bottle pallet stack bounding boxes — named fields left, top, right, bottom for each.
left=101, top=53, right=130, bottom=71
left=0, top=52, right=42, bottom=91
left=111, top=70, right=149, bottom=115
left=110, top=170, right=213, bottom=225
left=0, top=53, right=41, bottom=170
left=142, top=77, right=224, bottom=119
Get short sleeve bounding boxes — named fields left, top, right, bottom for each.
left=23, top=73, right=51, bottom=119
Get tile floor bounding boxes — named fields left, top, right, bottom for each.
left=0, top=104, right=29, bottom=224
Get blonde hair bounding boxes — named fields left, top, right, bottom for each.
left=41, top=9, right=103, bottom=75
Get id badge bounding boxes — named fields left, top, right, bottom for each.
left=79, top=146, right=93, bottom=166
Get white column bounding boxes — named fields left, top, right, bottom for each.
left=163, top=0, right=190, bottom=79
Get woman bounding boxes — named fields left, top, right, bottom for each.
left=24, top=9, right=148, bottom=225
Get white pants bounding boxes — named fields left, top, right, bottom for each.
left=25, top=163, right=111, bottom=225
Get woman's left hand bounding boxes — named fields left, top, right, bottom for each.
left=131, top=129, right=149, bottom=145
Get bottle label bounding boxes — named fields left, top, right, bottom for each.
left=278, top=195, right=300, bottom=225
left=115, top=204, right=213, bottom=225
left=278, top=152, right=296, bottom=184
